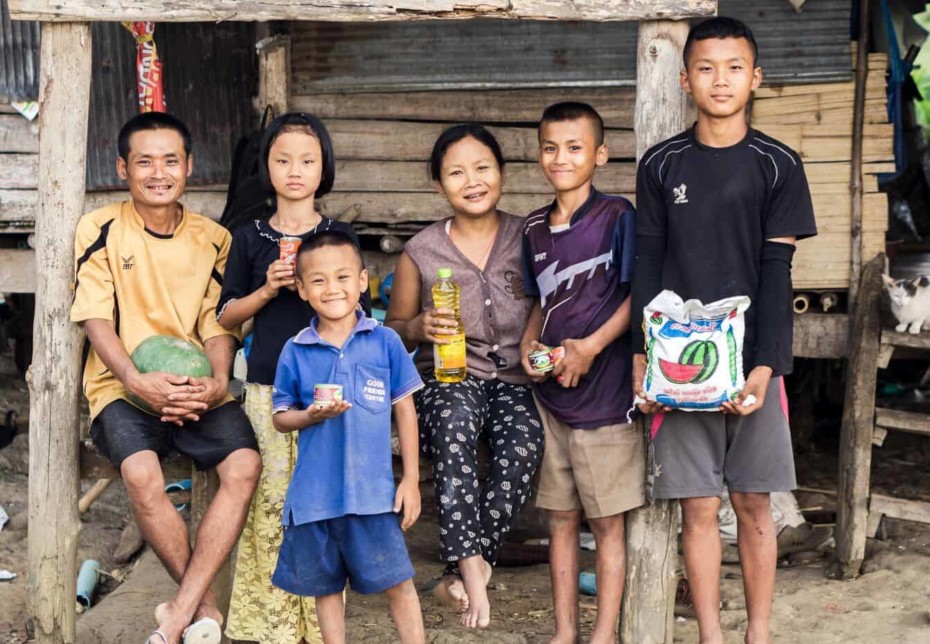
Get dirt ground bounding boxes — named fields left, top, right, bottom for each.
left=2, top=355, right=930, bottom=643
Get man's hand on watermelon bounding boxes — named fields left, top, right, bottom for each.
left=632, top=354, right=671, bottom=414
left=127, top=371, right=208, bottom=425
left=722, top=366, right=772, bottom=416
left=555, top=337, right=597, bottom=388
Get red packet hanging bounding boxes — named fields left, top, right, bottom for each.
left=122, top=22, right=165, bottom=113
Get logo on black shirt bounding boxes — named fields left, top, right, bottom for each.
left=121, top=255, right=135, bottom=271
left=673, top=184, right=689, bottom=205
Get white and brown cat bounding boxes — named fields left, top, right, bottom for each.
left=883, top=274, right=930, bottom=334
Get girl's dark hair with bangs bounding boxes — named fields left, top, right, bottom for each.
left=259, top=112, right=336, bottom=198
left=428, top=123, right=506, bottom=182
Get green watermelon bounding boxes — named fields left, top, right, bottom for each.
left=128, top=336, right=212, bottom=414
left=678, top=340, right=719, bottom=384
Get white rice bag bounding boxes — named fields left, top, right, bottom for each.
left=642, top=290, right=750, bottom=411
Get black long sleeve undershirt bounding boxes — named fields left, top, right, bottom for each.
left=753, top=240, right=796, bottom=369
left=631, top=234, right=665, bottom=355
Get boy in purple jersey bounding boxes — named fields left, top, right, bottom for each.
left=520, top=102, right=644, bottom=644
left=632, top=18, right=816, bottom=644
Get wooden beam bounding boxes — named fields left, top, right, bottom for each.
left=832, top=254, right=883, bottom=580
left=869, top=493, right=930, bottom=527
left=0, top=154, right=39, bottom=189
left=0, top=249, right=36, bottom=292
left=10, top=0, right=717, bottom=22
left=257, top=35, right=290, bottom=116
left=874, top=408, right=930, bottom=438
left=28, top=22, right=92, bottom=644
left=620, top=19, right=689, bottom=644
left=291, top=87, right=637, bottom=128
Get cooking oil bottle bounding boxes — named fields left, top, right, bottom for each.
left=432, top=267, right=467, bottom=383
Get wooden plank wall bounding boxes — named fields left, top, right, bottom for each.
left=0, top=52, right=892, bottom=291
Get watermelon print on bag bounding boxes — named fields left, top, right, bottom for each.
left=642, top=290, right=750, bottom=411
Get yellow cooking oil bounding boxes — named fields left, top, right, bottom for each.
left=431, top=267, right=467, bottom=383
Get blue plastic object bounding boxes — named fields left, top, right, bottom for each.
left=379, top=273, right=394, bottom=306
left=76, top=559, right=100, bottom=608
left=165, top=478, right=192, bottom=511
left=371, top=307, right=387, bottom=322
left=579, top=571, right=597, bottom=596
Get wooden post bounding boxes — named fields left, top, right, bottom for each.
left=847, top=0, right=871, bottom=307
left=28, top=22, right=93, bottom=644
left=257, top=35, right=290, bottom=116
left=832, top=254, right=884, bottom=579
left=190, top=470, right=231, bottom=620
left=620, top=19, right=689, bottom=644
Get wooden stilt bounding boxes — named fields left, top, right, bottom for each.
left=620, top=19, right=690, bottom=644
left=190, top=470, right=232, bottom=620
left=257, top=35, right=291, bottom=115
left=28, top=21, right=93, bottom=644
left=832, top=254, right=883, bottom=579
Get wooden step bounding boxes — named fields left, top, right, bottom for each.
left=873, top=408, right=930, bottom=438
left=867, top=493, right=930, bottom=537
left=881, top=330, right=930, bottom=350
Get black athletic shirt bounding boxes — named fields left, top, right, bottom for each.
left=635, top=127, right=817, bottom=377
left=217, top=217, right=372, bottom=385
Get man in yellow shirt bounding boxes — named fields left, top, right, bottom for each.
left=70, top=112, right=261, bottom=644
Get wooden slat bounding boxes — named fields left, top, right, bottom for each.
left=9, top=0, right=717, bottom=22
left=0, top=249, right=36, bottom=292
left=881, top=330, right=930, bottom=351
left=0, top=153, right=38, bottom=189
left=333, top=160, right=635, bottom=194
left=0, top=189, right=228, bottom=222
left=292, top=87, right=637, bottom=129
left=0, top=114, right=39, bottom=152
left=874, top=408, right=930, bottom=437
left=326, top=119, right=635, bottom=161
left=870, top=493, right=930, bottom=527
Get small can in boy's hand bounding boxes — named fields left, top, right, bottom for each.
left=529, top=348, right=555, bottom=373
left=551, top=346, right=566, bottom=383
left=279, top=236, right=302, bottom=266
left=313, top=384, right=343, bottom=408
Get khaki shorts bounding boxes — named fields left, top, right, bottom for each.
left=535, top=400, right=645, bottom=518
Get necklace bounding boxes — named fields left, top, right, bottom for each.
left=269, top=211, right=322, bottom=237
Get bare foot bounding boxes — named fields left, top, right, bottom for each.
left=433, top=575, right=469, bottom=613
left=193, top=589, right=224, bottom=626
left=154, top=601, right=195, bottom=644
left=460, top=557, right=493, bottom=629
left=547, top=629, right=578, bottom=644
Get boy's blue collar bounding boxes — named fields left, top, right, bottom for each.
left=293, top=309, right=377, bottom=345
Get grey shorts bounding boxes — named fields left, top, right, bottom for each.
left=649, top=376, right=796, bottom=499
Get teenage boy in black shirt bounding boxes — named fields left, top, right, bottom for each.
left=631, top=17, right=817, bottom=644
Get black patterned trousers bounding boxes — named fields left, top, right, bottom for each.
left=414, top=373, right=544, bottom=573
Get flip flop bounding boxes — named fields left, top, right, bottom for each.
left=146, top=630, right=168, bottom=644
left=182, top=617, right=221, bottom=644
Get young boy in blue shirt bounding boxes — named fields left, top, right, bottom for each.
left=271, top=231, right=426, bottom=643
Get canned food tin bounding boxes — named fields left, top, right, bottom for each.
left=313, top=384, right=343, bottom=407
left=551, top=346, right=566, bottom=383
left=529, top=349, right=554, bottom=373
left=279, top=236, right=302, bottom=266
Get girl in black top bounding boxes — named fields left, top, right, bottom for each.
left=219, top=113, right=369, bottom=644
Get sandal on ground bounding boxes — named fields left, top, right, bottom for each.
left=146, top=630, right=168, bottom=644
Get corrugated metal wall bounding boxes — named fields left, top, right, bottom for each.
left=0, top=0, right=39, bottom=102
left=291, top=0, right=853, bottom=93
left=87, top=22, right=256, bottom=190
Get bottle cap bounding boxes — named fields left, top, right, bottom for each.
left=437, top=268, right=452, bottom=279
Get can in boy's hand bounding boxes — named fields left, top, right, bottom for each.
left=551, top=346, right=566, bottom=383
left=313, top=384, right=343, bottom=408
left=529, top=348, right=555, bottom=373
left=279, top=236, right=302, bottom=267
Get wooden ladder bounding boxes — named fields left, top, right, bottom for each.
left=835, top=255, right=930, bottom=577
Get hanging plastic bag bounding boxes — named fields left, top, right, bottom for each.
left=642, top=290, right=750, bottom=411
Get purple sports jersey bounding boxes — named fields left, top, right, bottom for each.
left=522, top=189, right=636, bottom=428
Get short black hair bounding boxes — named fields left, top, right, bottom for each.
left=683, top=17, right=758, bottom=68
left=117, top=112, right=192, bottom=161
left=538, top=102, right=605, bottom=147
left=296, top=230, right=364, bottom=274
left=259, top=112, right=335, bottom=198
left=428, top=123, right=505, bottom=182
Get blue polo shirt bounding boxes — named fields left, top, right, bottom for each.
left=272, top=312, right=423, bottom=526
